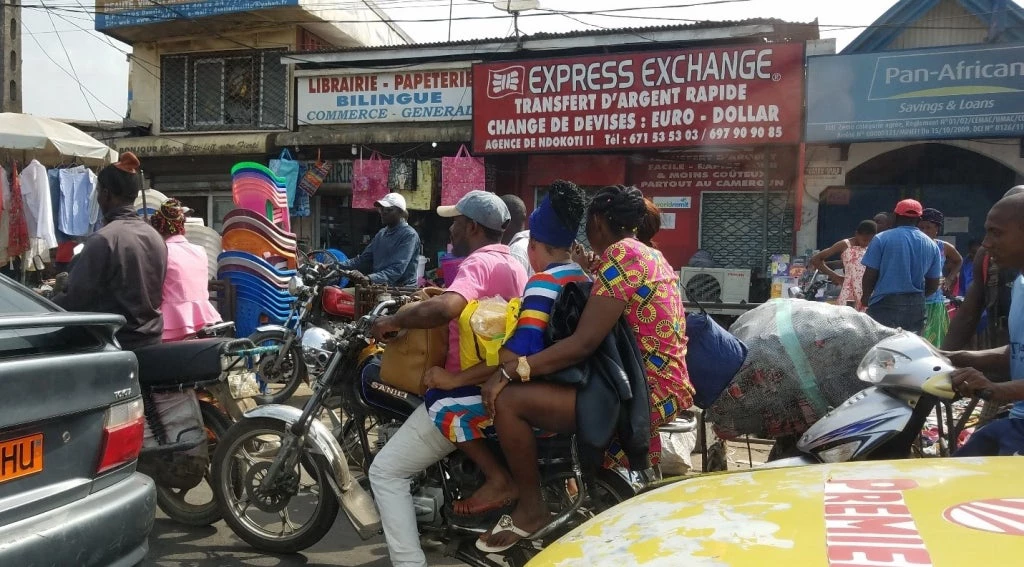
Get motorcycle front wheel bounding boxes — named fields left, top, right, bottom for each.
left=211, top=417, right=340, bottom=554
left=155, top=401, right=231, bottom=526
left=249, top=330, right=308, bottom=405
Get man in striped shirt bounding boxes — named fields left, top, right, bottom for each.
left=422, top=181, right=586, bottom=517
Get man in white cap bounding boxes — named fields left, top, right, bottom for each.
left=368, top=190, right=528, bottom=567
left=338, top=193, right=421, bottom=286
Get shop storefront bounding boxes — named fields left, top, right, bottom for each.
left=472, top=44, right=806, bottom=290
left=277, top=62, right=476, bottom=264
left=803, top=38, right=1024, bottom=256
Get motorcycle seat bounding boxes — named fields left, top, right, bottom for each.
left=135, top=338, right=232, bottom=387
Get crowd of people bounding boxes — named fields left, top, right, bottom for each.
left=38, top=147, right=1024, bottom=565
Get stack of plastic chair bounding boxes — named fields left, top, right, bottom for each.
left=220, top=162, right=299, bottom=337
left=217, top=250, right=297, bottom=337
left=231, top=162, right=291, bottom=233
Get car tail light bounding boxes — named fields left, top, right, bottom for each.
left=97, top=398, right=145, bottom=474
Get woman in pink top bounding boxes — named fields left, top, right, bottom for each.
left=151, top=199, right=222, bottom=341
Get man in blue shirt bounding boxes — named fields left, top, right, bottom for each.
left=339, top=193, right=421, bottom=286
left=860, top=199, right=942, bottom=333
left=948, top=193, right=1024, bottom=456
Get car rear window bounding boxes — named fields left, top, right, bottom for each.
left=0, top=277, right=105, bottom=358
left=0, top=277, right=51, bottom=315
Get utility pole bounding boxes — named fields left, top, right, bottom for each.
left=0, top=0, right=22, bottom=112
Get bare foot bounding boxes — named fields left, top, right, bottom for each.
left=454, top=478, right=518, bottom=515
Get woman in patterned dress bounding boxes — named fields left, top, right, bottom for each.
left=810, top=220, right=877, bottom=310
left=476, top=185, right=694, bottom=553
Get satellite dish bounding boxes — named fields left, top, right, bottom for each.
left=492, top=0, right=539, bottom=12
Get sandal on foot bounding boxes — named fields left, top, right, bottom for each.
left=475, top=514, right=539, bottom=554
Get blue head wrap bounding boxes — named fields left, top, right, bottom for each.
left=529, top=195, right=576, bottom=248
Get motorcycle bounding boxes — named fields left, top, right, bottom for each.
left=246, top=249, right=360, bottom=405
left=135, top=323, right=264, bottom=526
left=211, top=297, right=640, bottom=566
left=767, top=331, right=973, bottom=468
left=787, top=269, right=832, bottom=301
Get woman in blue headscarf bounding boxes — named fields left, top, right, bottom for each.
left=420, top=180, right=589, bottom=516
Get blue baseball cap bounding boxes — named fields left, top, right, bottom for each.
left=436, top=190, right=510, bottom=231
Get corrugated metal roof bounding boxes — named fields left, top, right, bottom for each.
left=843, top=0, right=1024, bottom=53
left=287, top=18, right=814, bottom=56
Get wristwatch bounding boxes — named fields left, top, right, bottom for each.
left=517, top=356, right=531, bottom=383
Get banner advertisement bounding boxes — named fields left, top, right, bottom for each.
left=472, top=43, right=804, bottom=154
left=806, top=43, right=1024, bottom=142
left=630, top=149, right=798, bottom=192
left=299, top=67, right=473, bottom=125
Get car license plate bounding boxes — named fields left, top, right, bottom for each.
left=0, top=433, right=43, bottom=484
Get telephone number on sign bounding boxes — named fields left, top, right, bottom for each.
left=627, top=130, right=701, bottom=144
left=706, top=126, right=784, bottom=140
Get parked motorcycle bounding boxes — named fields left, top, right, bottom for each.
left=246, top=250, right=359, bottom=405
left=767, top=331, right=969, bottom=468
left=135, top=324, right=263, bottom=526
left=211, top=297, right=639, bottom=566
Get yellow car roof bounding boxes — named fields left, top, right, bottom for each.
left=530, top=457, right=1024, bottom=566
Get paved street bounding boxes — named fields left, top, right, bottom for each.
left=144, top=508, right=462, bottom=567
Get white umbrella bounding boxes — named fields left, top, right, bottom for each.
left=0, top=113, right=117, bottom=166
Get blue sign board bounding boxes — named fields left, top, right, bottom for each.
left=96, top=0, right=298, bottom=30
left=806, top=43, right=1024, bottom=143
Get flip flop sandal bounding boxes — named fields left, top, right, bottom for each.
left=475, top=514, right=539, bottom=554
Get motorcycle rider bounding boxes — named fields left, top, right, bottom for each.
left=943, top=185, right=1024, bottom=350
left=948, top=192, right=1024, bottom=456
left=368, top=190, right=528, bottom=567
left=51, top=152, right=167, bottom=350
left=337, top=193, right=421, bottom=286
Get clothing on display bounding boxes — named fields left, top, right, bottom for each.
left=20, top=160, right=58, bottom=249
left=6, top=163, right=28, bottom=261
left=58, top=166, right=95, bottom=237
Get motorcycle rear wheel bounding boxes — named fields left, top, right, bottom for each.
left=249, top=330, right=308, bottom=405
left=212, top=417, right=340, bottom=554
left=155, top=401, right=231, bottom=526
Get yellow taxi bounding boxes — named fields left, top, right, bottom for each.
left=529, top=458, right=1024, bottom=566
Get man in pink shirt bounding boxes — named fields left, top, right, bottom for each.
left=369, top=190, right=528, bottom=567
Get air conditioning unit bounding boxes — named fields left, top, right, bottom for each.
left=679, top=267, right=751, bottom=304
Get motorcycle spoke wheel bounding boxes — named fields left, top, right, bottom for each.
left=249, top=331, right=307, bottom=405
left=213, top=419, right=339, bottom=553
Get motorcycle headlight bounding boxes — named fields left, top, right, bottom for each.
left=856, top=347, right=909, bottom=384
left=288, top=276, right=306, bottom=296
left=816, top=440, right=862, bottom=463
left=300, top=326, right=336, bottom=368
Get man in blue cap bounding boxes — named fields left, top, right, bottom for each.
left=368, top=190, right=528, bottom=567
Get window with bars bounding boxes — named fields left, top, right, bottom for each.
left=161, top=49, right=287, bottom=132
left=699, top=191, right=795, bottom=272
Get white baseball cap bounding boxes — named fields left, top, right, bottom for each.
left=375, top=193, right=407, bottom=212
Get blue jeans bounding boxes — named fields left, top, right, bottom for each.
left=867, top=293, right=925, bottom=334
left=955, top=418, right=1024, bottom=457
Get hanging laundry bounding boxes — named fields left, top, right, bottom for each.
left=20, top=160, right=58, bottom=249
left=87, top=169, right=102, bottom=232
left=7, top=162, right=30, bottom=260
left=0, top=166, right=9, bottom=265
left=58, top=166, right=94, bottom=237
left=47, top=168, right=71, bottom=242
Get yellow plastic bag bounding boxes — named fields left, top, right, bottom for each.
left=458, top=297, right=521, bottom=369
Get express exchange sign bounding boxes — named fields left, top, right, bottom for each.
left=472, top=43, right=804, bottom=153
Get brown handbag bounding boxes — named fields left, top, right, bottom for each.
left=379, top=287, right=449, bottom=395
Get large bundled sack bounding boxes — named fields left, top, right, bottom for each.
left=707, top=299, right=899, bottom=440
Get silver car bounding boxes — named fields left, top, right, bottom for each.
left=0, top=274, right=154, bottom=566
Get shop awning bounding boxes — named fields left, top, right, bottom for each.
left=276, top=122, right=471, bottom=148
left=110, top=133, right=274, bottom=159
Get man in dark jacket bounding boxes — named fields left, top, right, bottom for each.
left=338, top=193, right=421, bottom=286
left=52, top=152, right=167, bottom=350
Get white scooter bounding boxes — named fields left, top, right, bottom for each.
left=768, top=332, right=968, bottom=467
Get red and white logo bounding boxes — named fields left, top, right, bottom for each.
left=487, top=66, right=525, bottom=99
left=944, top=498, right=1024, bottom=535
